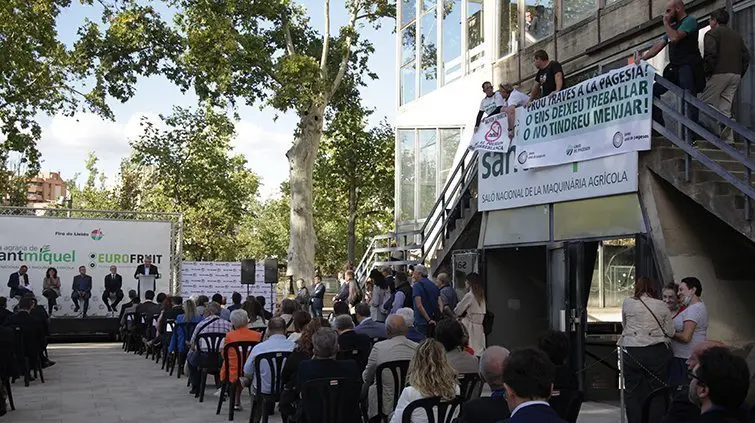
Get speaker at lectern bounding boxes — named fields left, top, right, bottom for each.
left=136, top=274, right=157, bottom=296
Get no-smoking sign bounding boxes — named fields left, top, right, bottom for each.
left=485, top=120, right=502, bottom=143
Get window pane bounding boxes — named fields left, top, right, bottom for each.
left=399, top=130, right=416, bottom=222
left=525, top=1, right=554, bottom=46
left=562, top=0, right=596, bottom=28
left=439, top=129, right=460, bottom=183
left=401, top=26, right=416, bottom=66
left=401, top=63, right=417, bottom=105
left=442, top=0, right=462, bottom=83
left=402, top=0, right=417, bottom=27
left=420, top=10, right=438, bottom=96
left=467, top=0, right=485, bottom=63
left=418, top=129, right=437, bottom=217
left=499, top=0, right=519, bottom=57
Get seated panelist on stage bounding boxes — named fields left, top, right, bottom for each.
left=7, top=265, right=33, bottom=299
left=102, top=265, right=124, bottom=315
left=72, top=266, right=93, bottom=318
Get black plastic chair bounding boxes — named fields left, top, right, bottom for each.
left=299, top=377, right=362, bottom=423
left=400, top=396, right=463, bottom=423
left=195, top=332, right=227, bottom=403
left=122, top=312, right=136, bottom=351
left=1, top=375, right=13, bottom=411
left=549, top=388, right=584, bottom=423
left=170, top=321, right=197, bottom=378
left=12, top=327, right=43, bottom=386
left=248, top=351, right=292, bottom=423
left=640, top=386, right=674, bottom=423
left=371, top=337, right=386, bottom=346
left=336, top=348, right=369, bottom=374
left=132, top=313, right=148, bottom=355
left=216, top=340, right=258, bottom=421
left=458, top=373, right=484, bottom=402
left=375, top=360, right=410, bottom=423
left=159, top=319, right=176, bottom=370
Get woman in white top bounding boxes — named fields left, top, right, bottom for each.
left=669, top=277, right=708, bottom=386
left=369, top=269, right=390, bottom=323
left=454, top=272, right=486, bottom=356
left=620, top=276, right=673, bottom=423
left=390, top=339, right=460, bottom=423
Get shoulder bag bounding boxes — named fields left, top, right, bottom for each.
left=638, top=297, right=672, bottom=339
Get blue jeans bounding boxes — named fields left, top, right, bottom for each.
left=654, top=64, right=699, bottom=128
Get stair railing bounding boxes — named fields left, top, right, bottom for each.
left=653, top=74, right=755, bottom=220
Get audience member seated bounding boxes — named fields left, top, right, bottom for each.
left=256, top=296, right=273, bottom=321
left=354, top=303, right=387, bottom=340
left=538, top=330, right=578, bottom=391
left=242, top=317, right=297, bottom=423
left=210, top=293, right=231, bottom=321
left=297, top=327, right=361, bottom=423
left=396, top=307, right=426, bottom=343
left=0, top=324, right=16, bottom=415
left=242, top=298, right=267, bottom=330
left=458, top=346, right=511, bottom=423
left=0, top=297, right=12, bottom=325
left=688, top=347, right=750, bottom=423
left=219, top=309, right=262, bottom=411
left=277, top=318, right=331, bottom=422
left=154, top=295, right=184, bottom=347
left=288, top=310, right=311, bottom=343
left=279, top=299, right=298, bottom=332
left=435, top=319, right=478, bottom=375
left=136, top=290, right=162, bottom=321
left=390, top=339, right=461, bottom=423
left=169, top=299, right=203, bottom=355
left=118, top=289, right=139, bottom=321
left=195, top=295, right=210, bottom=316
left=3, top=295, right=45, bottom=377
left=330, top=300, right=351, bottom=325
left=27, top=295, right=54, bottom=368
left=187, top=302, right=233, bottom=396
left=502, top=347, right=565, bottom=423
left=663, top=340, right=726, bottom=423
left=334, top=314, right=372, bottom=374
left=228, top=292, right=243, bottom=312
left=363, top=314, right=419, bottom=421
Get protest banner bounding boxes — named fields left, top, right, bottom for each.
left=514, top=62, right=654, bottom=169
left=469, top=112, right=513, bottom=152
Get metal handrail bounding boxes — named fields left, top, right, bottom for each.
left=653, top=73, right=755, bottom=220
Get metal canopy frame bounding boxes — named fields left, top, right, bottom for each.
left=0, top=206, right=184, bottom=294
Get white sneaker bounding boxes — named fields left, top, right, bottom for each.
left=213, top=388, right=222, bottom=397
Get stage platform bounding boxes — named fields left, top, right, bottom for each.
left=49, top=317, right=120, bottom=342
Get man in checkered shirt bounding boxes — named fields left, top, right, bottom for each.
left=187, top=301, right=232, bottom=395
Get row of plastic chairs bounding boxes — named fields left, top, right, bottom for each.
left=2, top=326, right=47, bottom=415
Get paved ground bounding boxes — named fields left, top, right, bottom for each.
left=4, top=343, right=623, bottom=423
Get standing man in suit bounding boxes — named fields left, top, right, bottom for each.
left=72, top=266, right=93, bottom=318
left=7, top=265, right=32, bottom=298
left=354, top=303, right=386, bottom=340
left=503, top=347, right=566, bottom=423
left=458, top=346, right=511, bottom=423
left=102, top=265, right=124, bottom=315
left=362, top=314, right=418, bottom=420
left=311, top=276, right=326, bottom=317
left=134, top=257, right=158, bottom=295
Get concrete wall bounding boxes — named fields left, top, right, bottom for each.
left=485, top=246, right=550, bottom=350
left=639, top=169, right=755, bottom=348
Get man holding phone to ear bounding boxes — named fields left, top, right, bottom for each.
left=641, top=0, right=705, bottom=126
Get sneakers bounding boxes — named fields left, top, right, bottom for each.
left=233, top=404, right=243, bottom=411
left=213, top=388, right=223, bottom=397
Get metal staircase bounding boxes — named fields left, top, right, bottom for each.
left=356, top=73, right=755, bottom=281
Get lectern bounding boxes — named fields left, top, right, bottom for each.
left=137, top=274, right=157, bottom=297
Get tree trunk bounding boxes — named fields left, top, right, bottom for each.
left=286, top=104, right=326, bottom=283
left=346, top=181, right=358, bottom=267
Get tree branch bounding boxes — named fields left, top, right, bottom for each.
left=284, top=23, right=296, bottom=56
left=329, top=0, right=360, bottom=99
left=319, top=0, right=330, bottom=77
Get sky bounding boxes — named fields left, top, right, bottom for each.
left=38, top=1, right=396, bottom=199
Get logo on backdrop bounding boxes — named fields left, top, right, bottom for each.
left=613, top=131, right=624, bottom=148
left=90, top=229, right=104, bottom=240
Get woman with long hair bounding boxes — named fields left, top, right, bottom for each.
left=369, top=268, right=390, bottom=323
left=620, top=276, right=673, bottom=423
left=42, top=267, right=61, bottom=315
left=390, top=339, right=460, bottom=423
left=454, top=272, right=487, bottom=356
left=169, top=299, right=203, bottom=356
left=243, top=299, right=267, bottom=330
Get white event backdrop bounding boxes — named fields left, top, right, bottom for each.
left=0, top=216, right=173, bottom=317
left=180, top=261, right=277, bottom=313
